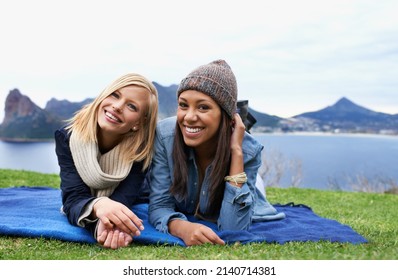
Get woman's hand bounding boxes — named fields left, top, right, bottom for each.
left=96, top=219, right=133, bottom=249
left=168, top=219, right=225, bottom=246
left=228, top=113, right=245, bottom=187
left=230, top=113, right=245, bottom=152
left=92, top=197, right=144, bottom=237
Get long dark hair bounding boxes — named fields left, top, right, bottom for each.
left=170, top=111, right=232, bottom=216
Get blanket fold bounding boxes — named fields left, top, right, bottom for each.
left=0, top=187, right=367, bottom=246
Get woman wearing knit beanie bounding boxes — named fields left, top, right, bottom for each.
left=54, top=73, right=158, bottom=249
left=149, top=60, right=285, bottom=246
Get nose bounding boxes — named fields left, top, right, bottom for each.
left=184, top=108, right=198, bottom=121
left=112, top=100, right=124, bottom=112
left=184, top=108, right=198, bottom=122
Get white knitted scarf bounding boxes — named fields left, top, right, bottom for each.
left=69, top=131, right=132, bottom=197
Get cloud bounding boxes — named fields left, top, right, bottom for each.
left=1, top=0, right=397, bottom=123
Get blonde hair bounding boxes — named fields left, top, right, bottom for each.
left=66, top=73, right=158, bottom=170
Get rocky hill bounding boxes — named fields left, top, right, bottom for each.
left=0, top=89, right=63, bottom=141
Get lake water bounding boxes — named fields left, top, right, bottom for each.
left=0, top=133, right=397, bottom=192
left=0, top=141, right=59, bottom=174
left=254, top=133, right=398, bottom=191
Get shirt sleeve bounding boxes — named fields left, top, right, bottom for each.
left=217, top=148, right=261, bottom=230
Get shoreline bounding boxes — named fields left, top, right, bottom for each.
left=252, top=131, right=398, bottom=138
left=1, top=131, right=397, bottom=143
left=0, top=138, right=55, bottom=143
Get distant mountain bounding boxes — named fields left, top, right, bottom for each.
left=0, top=89, right=63, bottom=141
left=1, top=89, right=397, bottom=141
left=45, top=83, right=179, bottom=121
left=153, top=82, right=178, bottom=119
left=294, top=97, right=398, bottom=133
left=248, top=107, right=282, bottom=131
left=45, top=98, right=93, bottom=120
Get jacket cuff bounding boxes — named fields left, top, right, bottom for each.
left=224, top=182, right=252, bottom=206
left=77, top=197, right=105, bottom=227
left=159, top=212, right=188, bottom=234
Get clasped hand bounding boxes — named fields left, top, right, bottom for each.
left=93, top=197, right=144, bottom=249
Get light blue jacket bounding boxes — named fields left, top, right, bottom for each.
left=148, top=117, right=285, bottom=234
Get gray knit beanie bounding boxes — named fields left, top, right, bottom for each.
left=177, top=59, right=237, bottom=119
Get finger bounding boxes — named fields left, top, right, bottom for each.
left=122, top=208, right=144, bottom=231
left=106, top=213, right=138, bottom=236
left=194, top=235, right=211, bottom=245
left=118, top=231, right=133, bottom=248
left=209, top=235, right=225, bottom=245
left=100, top=216, right=114, bottom=230
left=187, top=231, right=213, bottom=246
left=233, top=113, right=245, bottom=129
left=103, top=230, right=114, bottom=249
left=201, top=228, right=225, bottom=245
left=110, top=230, right=120, bottom=249
left=124, top=233, right=133, bottom=246
left=97, top=229, right=108, bottom=245
left=114, top=227, right=134, bottom=247
left=117, top=231, right=126, bottom=248
left=112, top=209, right=143, bottom=236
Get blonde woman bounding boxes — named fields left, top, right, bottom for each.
left=55, top=73, right=158, bottom=249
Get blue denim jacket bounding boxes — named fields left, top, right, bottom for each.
left=148, top=117, right=285, bottom=234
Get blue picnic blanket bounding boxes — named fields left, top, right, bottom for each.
left=0, top=186, right=367, bottom=245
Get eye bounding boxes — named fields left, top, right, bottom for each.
left=178, top=101, right=188, bottom=109
left=110, top=92, right=119, bottom=98
left=127, top=103, right=137, bottom=111
left=198, top=104, right=210, bottom=111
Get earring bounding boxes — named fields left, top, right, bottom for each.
left=132, top=126, right=138, bottom=131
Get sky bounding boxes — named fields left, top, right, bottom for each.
left=1, top=0, right=397, bottom=123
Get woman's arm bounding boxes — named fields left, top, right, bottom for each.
left=217, top=119, right=263, bottom=230
left=109, top=161, right=148, bottom=207
left=55, top=128, right=144, bottom=238
left=227, top=113, right=246, bottom=187
left=55, top=128, right=95, bottom=227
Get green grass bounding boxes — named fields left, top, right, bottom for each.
left=0, top=168, right=397, bottom=260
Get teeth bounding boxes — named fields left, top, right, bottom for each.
left=105, top=111, right=120, bottom=122
left=186, top=127, right=202, bottom=133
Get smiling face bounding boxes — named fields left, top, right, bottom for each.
left=177, top=90, right=222, bottom=152
left=97, top=85, right=150, bottom=146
